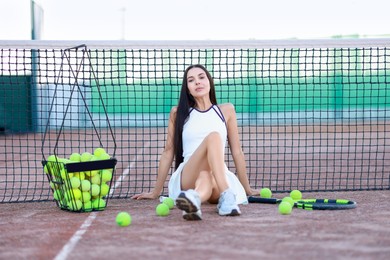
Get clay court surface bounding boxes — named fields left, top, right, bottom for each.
left=0, top=190, right=389, bottom=260
left=1, top=126, right=389, bottom=259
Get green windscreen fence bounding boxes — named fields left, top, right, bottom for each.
left=0, top=76, right=32, bottom=133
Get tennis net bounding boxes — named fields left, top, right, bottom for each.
left=0, top=39, right=389, bottom=203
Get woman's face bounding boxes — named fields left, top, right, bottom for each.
left=186, top=67, right=210, bottom=98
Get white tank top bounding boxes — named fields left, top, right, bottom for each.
left=182, top=105, right=227, bottom=162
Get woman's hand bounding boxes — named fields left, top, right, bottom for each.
left=131, top=191, right=159, bottom=200
left=246, top=188, right=259, bottom=197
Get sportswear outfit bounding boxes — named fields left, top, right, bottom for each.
left=168, top=105, right=248, bottom=206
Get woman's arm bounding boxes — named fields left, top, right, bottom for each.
left=131, top=107, right=176, bottom=199
left=221, top=103, right=258, bottom=196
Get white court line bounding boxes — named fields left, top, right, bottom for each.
left=109, top=142, right=149, bottom=196
left=54, top=212, right=97, bottom=260
left=53, top=142, right=149, bottom=260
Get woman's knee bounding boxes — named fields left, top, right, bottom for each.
left=206, top=131, right=222, bottom=145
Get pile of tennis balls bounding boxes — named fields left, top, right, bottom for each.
left=260, top=187, right=302, bottom=215
left=45, top=147, right=113, bottom=212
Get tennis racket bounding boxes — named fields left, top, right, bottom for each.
left=248, top=196, right=357, bottom=210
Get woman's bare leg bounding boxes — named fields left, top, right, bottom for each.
left=181, top=132, right=229, bottom=196
left=195, top=170, right=220, bottom=203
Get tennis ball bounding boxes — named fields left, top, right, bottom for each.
left=80, top=179, right=91, bottom=192
left=91, top=173, right=102, bottom=185
left=80, top=152, right=93, bottom=162
left=162, top=197, right=175, bottom=209
left=69, top=153, right=81, bottom=162
left=53, top=189, right=62, bottom=200
left=58, top=198, right=67, bottom=207
left=81, top=191, right=91, bottom=203
left=73, top=172, right=85, bottom=180
left=69, top=177, right=81, bottom=189
left=92, top=198, right=106, bottom=210
left=116, top=212, right=132, bottom=227
left=101, top=170, right=113, bottom=183
left=290, top=190, right=302, bottom=200
left=260, top=188, right=272, bottom=198
left=156, top=203, right=170, bottom=216
left=90, top=155, right=100, bottom=162
left=71, top=188, right=82, bottom=200
left=282, top=196, right=295, bottom=207
left=68, top=199, right=82, bottom=211
left=50, top=181, right=59, bottom=190
left=86, top=169, right=99, bottom=177
left=83, top=201, right=93, bottom=212
left=47, top=155, right=58, bottom=162
left=60, top=169, right=68, bottom=179
left=279, top=201, right=292, bottom=215
left=94, top=147, right=106, bottom=157
left=91, top=184, right=100, bottom=197
left=63, top=189, right=72, bottom=201
left=99, top=153, right=110, bottom=160
left=99, top=183, right=110, bottom=197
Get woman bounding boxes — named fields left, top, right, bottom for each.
left=132, top=64, right=257, bottom=220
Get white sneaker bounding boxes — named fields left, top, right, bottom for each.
left=218, top=189, right=241, bottom=216
left=175, top=189, right=202, bottom=221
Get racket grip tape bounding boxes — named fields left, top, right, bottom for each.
left=248, top=196, right=280, bottom=204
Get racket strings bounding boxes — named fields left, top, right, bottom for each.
left=295, top=199, right=357, bottom=210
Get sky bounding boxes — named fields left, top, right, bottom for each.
left=0, top=0, right=390, bottom=41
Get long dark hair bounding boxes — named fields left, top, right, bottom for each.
left=173, top=64, right=217, bottom=169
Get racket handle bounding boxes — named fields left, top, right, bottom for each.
left=248, top=196, right=279, bottom=204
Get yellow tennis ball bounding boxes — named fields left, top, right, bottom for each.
left=91, top=173, right=101, bottom=185
left=83, top=201, right=93, bottom=212
left=81, top=191, right=91, bottom=203
left=60, top=169, right=69, bottom=179
left=64, top=189, right=72, bottom=201
left=260, top=188, right=272, bottom=198
left=80, top=152, right=93, bottom=162
left=99, top=183, right=110, bottom=197
left=279, top=201, right=292, bottom=215
left=290, top=190, right=302, bottom=200
left=80, top=179, right=91, bottom=192
left=53, top=189, right=62, bottom=200
left=156, top=203, right=170, bottom=216
left=101, top=170, right=113, bottom=182
left=69, top=176, right=81, bottom=189
left=71, top=188, right=82, bottom=200
left=69, top=153, right=81, bottom=162
left=92, top=198, right=106, bottom=210
left=98, top=153, right=110, bottom=160
left=47, top=154, right=58, bottom=162
left=91, top=184, right=100, bottom=197
left=116, top=212, right=132, bottom=227
left=73, top=172, right=85, bottom=180
left=282, top=196, right=295, bottom=207
left=87, top=170, right=99, bottom=177
left=162, top=197, right=175, bottom=209
left=94, top=147, right=106, bottom=157
left=68, top=200, right=82, bottom=211
left=50, top=181, right=59, bottom=190
left=90, top=155, right=99, bottom=162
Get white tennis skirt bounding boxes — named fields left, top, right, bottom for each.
left=168, top=162, right=248, bottom=205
